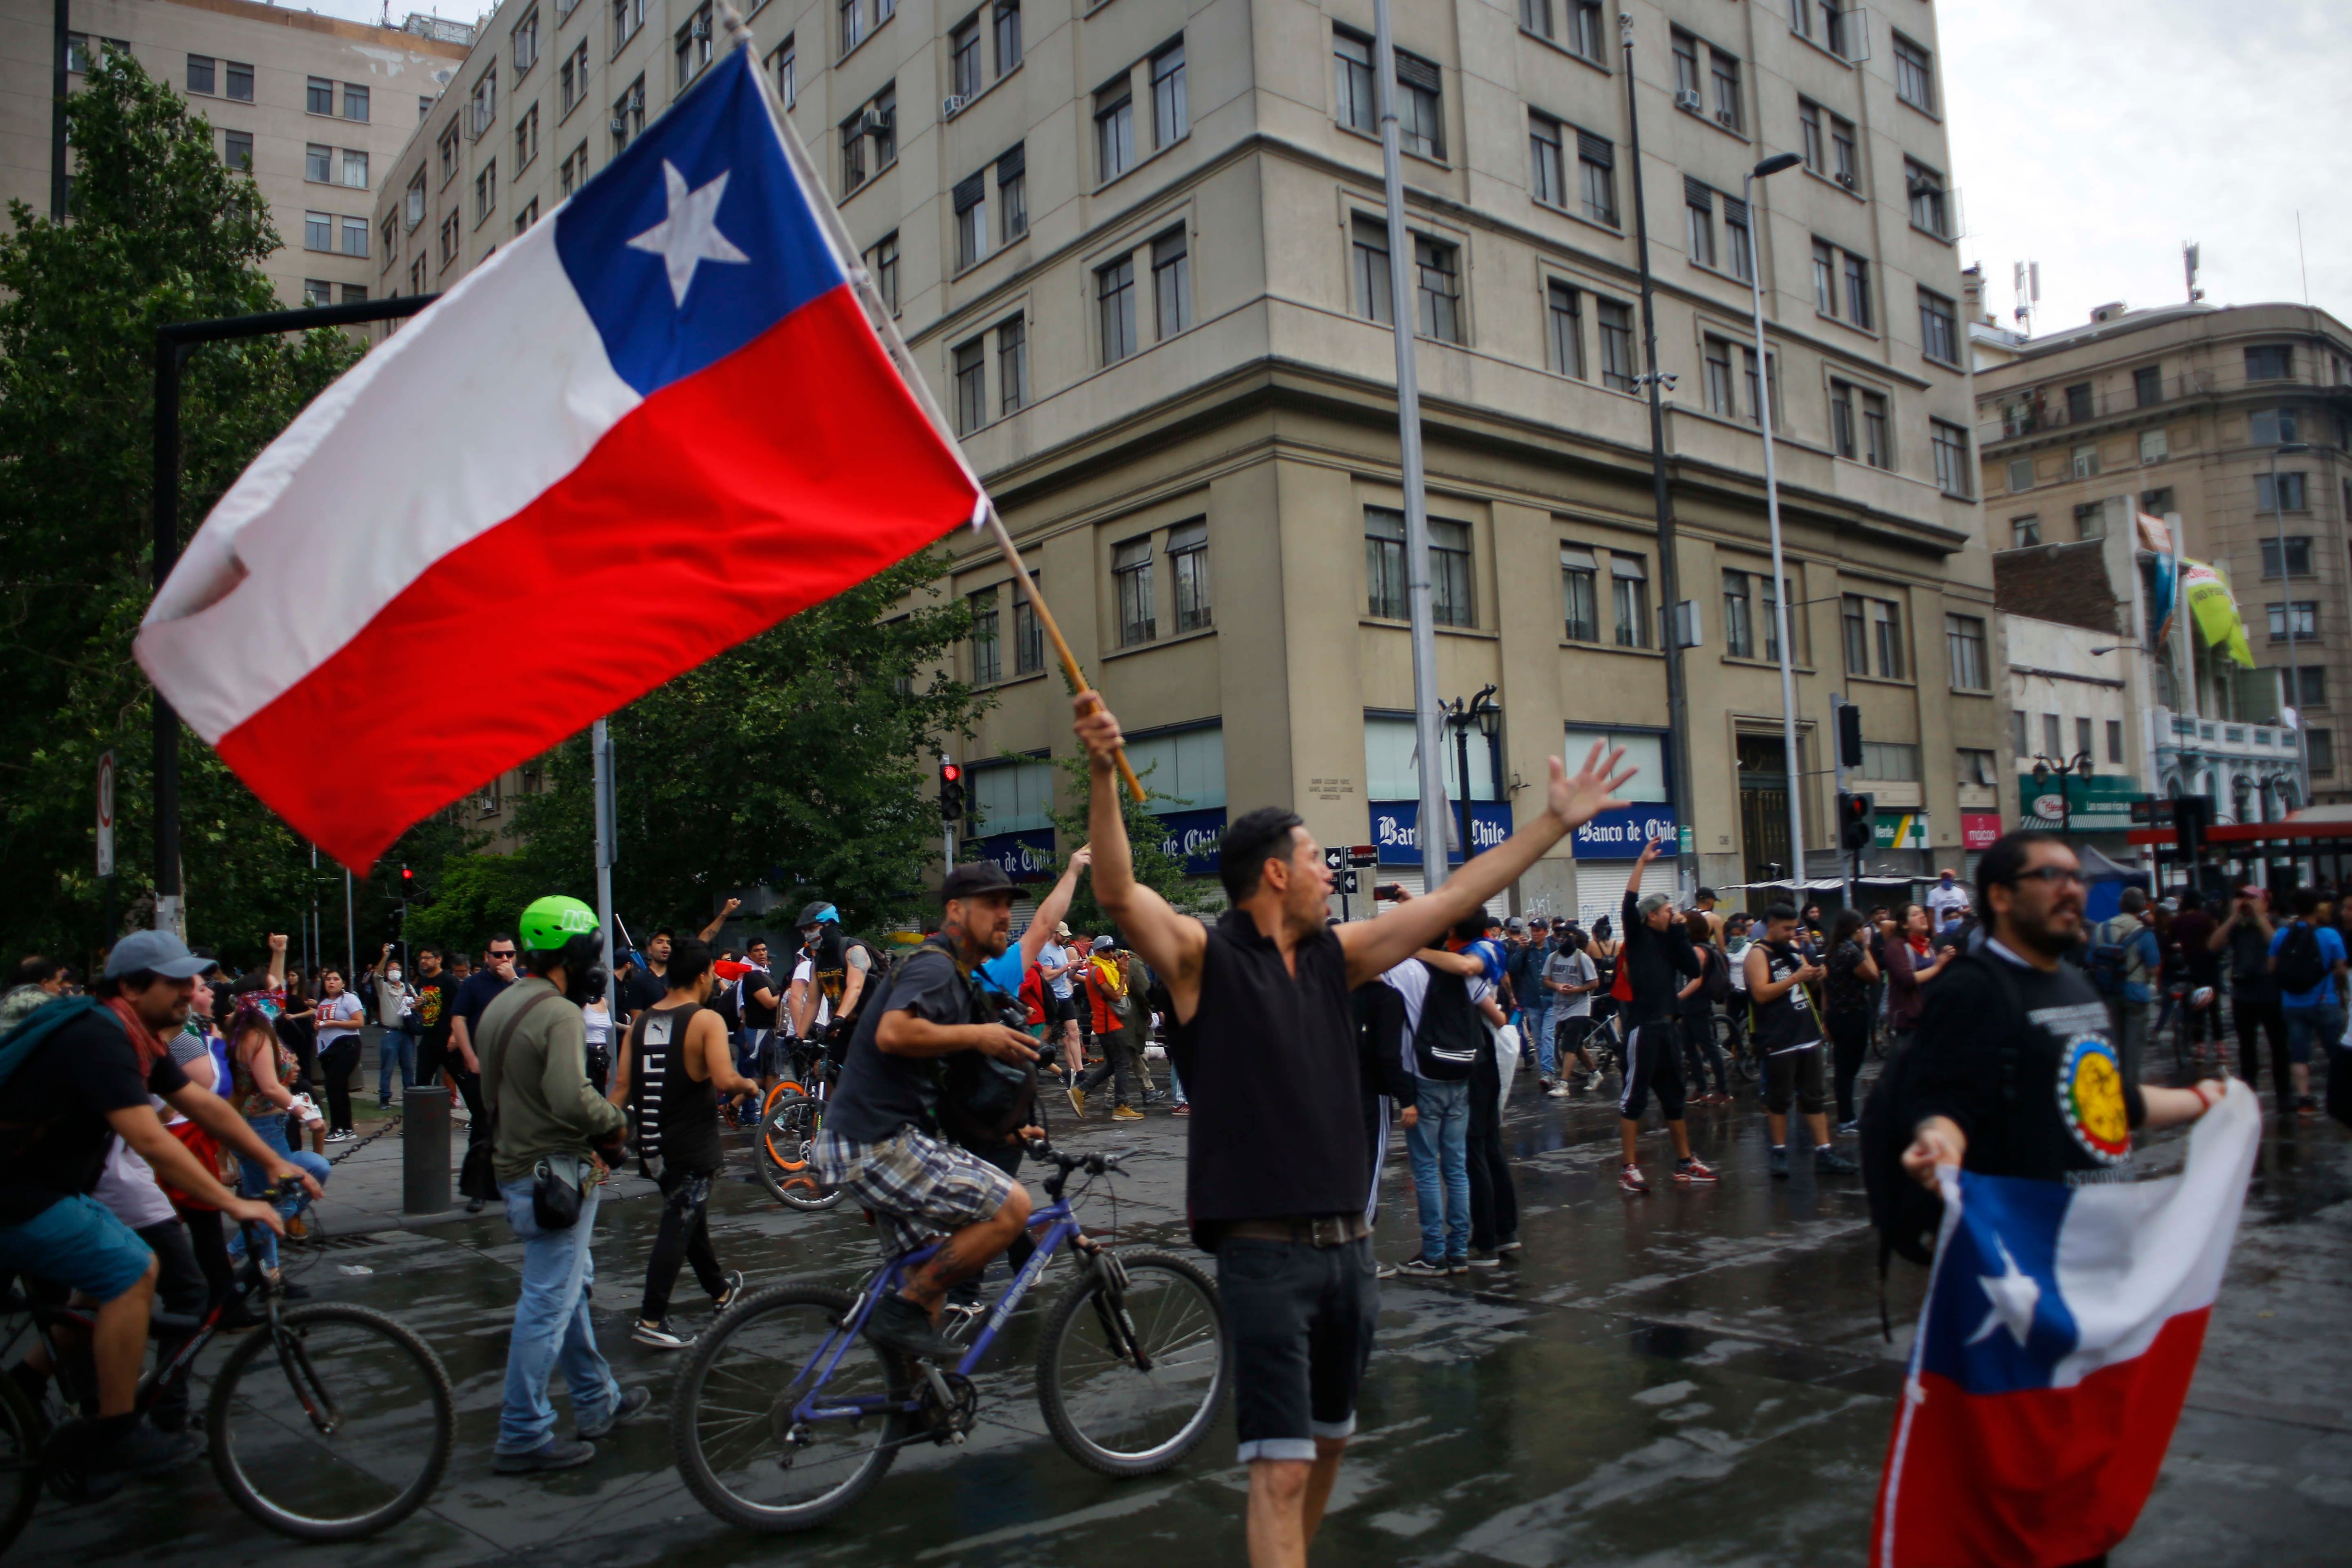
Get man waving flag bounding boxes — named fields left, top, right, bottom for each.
left=1872, top=1082, right=2260, bottom=1567
left=135, top=43, right=980, bottom=871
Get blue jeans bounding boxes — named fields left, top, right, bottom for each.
left=228, top=1114, right=330, bottom=1272
left=497, top=1176, right=620, bottom=1454
left=1526, top=1001, right=1555, bottom=1077
left=1404, top=1078, right=1471, bottom=1264
left=2283, top=1002, right=2341, bottom=1066
left=378, top=1030, right=416, bottom=1102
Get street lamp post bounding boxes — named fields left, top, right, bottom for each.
left=2030, top=751, right=2096, bottom=837
left=1743, top=150, right=1806, bottom=880
left=2271, top=442, right=2312, bottom=809
left=1441, top=685, right=1500, bottom=865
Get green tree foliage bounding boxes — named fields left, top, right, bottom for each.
left=1037, top=749, right=1218, bottom=935
left=0, top=55, right=361, bottom=969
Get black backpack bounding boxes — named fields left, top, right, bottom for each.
left=1858, top=953, right=2022, bottom=1284
left=1701, top=943, right=1732, bottom=1004
left=1413, top=963, right=1481, bottom=1081
left=2274, top=923, right=2327, bottom=995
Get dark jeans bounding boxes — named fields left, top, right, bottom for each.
left=640, top=1168, right=725, bottom=1322
left=1079, top=1030, right=1140, bottom=1106
left=2233, top=991, right=2294, bottom=1114
left=1678, top=1013, right=1728, bottom=1096
left=1215, top=1234, right=1378, bottom=1464
left=1827, top=1010, right=1872, bottom=1125
left=320, top=1038, right=362, bottom=1132
left=448, top=1066, right=488, bottom=1163
left=1465, top=1126, right=1517, bottom=1252
left=136, top=1218, right=208, bottom=1430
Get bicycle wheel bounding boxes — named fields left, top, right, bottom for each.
left=206, top=1302, right=453, bottom=1541
left=757, top=1091, right=845, bottom=1211
left=673, top=1284, right=911, bottom=1532
left=1717, top=1015, right=1755, bottom=1082
left=0, top=1363, right=41, bottom=1553
left=1036, top=1248, right=1228, bottom=1478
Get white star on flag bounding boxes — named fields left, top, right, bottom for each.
left=627, top=160, right=749, bottom=307
left=1965, top=1234, right=2043, bottom=1350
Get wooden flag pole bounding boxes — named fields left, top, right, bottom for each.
left=719, top=1, right=1145, bottom=804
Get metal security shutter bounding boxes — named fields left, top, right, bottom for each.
left=1576, top=129, right=1613, bottom=168
left=995, top=142, right=1024, bottom=182
left=1006, top=894, right=1040, bottom=936
left=1394, top=51, right=1441, bottom=92
left=1574, top=860, right=1676, bottom=932
left=952, top=171, right=985, bottom=212
left=1721, top=193, right=1748, bottom=227
left=1683, top=175, right=1712, bottom=212
left=1375, top=868, right=1509, bottom=922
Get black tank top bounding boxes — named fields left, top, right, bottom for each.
left=1751, top=941, right=1824, bottom=1054
left=629, top=1003, right=722, bottom=1176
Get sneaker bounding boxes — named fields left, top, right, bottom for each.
left=1814, top=1146, right=1858, bottom=1175
left=1674, top=1156, right=1718, bottom=1186
left=465, top=1197, right=487, bottom=1214
left=631, top=1318, right=695, bottom=1350
left=1443, top=1257, right=1470, bottom=1275
left=1374, top=1259, right=1398, bottom=1281
left=1495, top=1236, right=1522, bottom=1255
left=1618, top=1163, right=1649, bottom=1194
left=2297, top=1095, right=2319, bottom=1118
left=864, top=1294, right=967, bottom=1361
left=87, top=1421, right=199, bottom=1480
left=712, top=1270, right=746, bottom=1314
left=325, top=1130, right=353, bottom=1143
left=1397, top=1256, right=1448, bottom=1278
left=1462, top=1251, right=1502, bottom=1270
left=574, top=1385, right=652, bottom=1441
left=1538, top=1075, right=1559, bottom=1091
left=1067, top=1086, right=1087, bottom=1119
left=1170, top=1103, right=1190, bottom=1117
left=1769, top=1145, right=1790, bottom=1181
left=1545, top=1084, right=1570, bottom=1099
left=1836, top=1119, right=1860, bottom=1137
left=1111, top=1105, right=1144, bottom=1121
left=493, top=1437, right=597, bottom=1474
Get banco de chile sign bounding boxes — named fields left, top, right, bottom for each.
left=1571, top=805, right=1679, bottom=860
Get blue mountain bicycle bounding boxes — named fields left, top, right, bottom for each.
left=671, top=1142, right=1229, bottom=1532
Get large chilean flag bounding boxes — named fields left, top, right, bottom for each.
left=1871, top=1082, right=2260, bottom=1567
left=135, top=46, right=981, bottom=871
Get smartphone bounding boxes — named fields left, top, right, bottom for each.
left=1375, top=883, right=1406, bottom=902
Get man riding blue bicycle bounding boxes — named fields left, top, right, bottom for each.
left=810, top=860, right=1039, bottom=1361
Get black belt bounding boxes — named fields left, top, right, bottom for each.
left=1219, top=1214, right=1371, bottom=1248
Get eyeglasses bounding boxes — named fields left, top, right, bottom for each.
left=2005, top=867, right=2085, bottom=889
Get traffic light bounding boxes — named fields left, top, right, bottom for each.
left=400, top=864, right=413, bottom=888
left=1836, top=790, right=1876, bottom=852
left=1836, top=701, right=1864, bottom=770
left=938, top=760, right=966, bottom=822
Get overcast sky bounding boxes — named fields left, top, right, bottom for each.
left=297, top=0, right=2348, bottom=334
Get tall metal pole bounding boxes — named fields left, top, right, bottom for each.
left=593, top=718, right=617, bottom=985
left=1373, top=0, right=1451, bottom=895
left=151, top=341, right=184, bottom=936
left=1744, top=166, right=1805, bottom=883
left=1621, top=14, right=1698, bottom=896
left=2271, top=448, right=2311, bottom=810
left=50, top=0, right=68, bottom=220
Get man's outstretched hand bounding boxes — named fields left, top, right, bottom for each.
left=1548, top=742, right=1637, bottom=832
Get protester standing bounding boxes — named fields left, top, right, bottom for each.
left=1823, top=909, right=1880, bottom=1132
left=2266, top=887, right=2340, bottom=1118
left=449, top=936, right=519, bottom=1212
left=1615, top=840, right=1712, bottom=1193
left=406, top=946, right=459, bottom=1106
left=2092, top=888, right=2161, bottom=1084
left=2215, top=886, right=2290, bottom=1115
left=1744, top=905, right=1854, bottom=1177
left=314, top=968, right=367, bottom=1140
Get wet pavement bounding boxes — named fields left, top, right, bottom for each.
left=15, top=1059, right=2352, bottom=1566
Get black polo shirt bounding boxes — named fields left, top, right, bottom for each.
left=1167, top=909, right=1365, bottom=1246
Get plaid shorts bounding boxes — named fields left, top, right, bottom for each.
left=811, top=1124, right=1019, bottom=1258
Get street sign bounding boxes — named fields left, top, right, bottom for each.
left=1347, top=844, right=1380, bottom=868
left=1342, top=869, right=1360, bottom=894
left=1322, top=846, right=1346, bottom=873
left=1678, top=824, right=1695, bottom=855
left=95, top=750, right=115, bottom=878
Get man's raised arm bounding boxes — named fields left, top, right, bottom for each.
left=1074, top=699, right=1207, bottom=1011
left=1017, top=847, right=1093, bottom=970
left=1339, top=742, right=1633, bottom=987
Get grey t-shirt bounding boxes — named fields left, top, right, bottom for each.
left=1545, top=949, right=1597, bottom=1018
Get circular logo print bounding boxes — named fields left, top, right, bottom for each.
left=2057, top=1034, right=2131, bottom=1163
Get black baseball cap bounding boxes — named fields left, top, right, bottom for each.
left=941, top=861, right=1016, bottom=901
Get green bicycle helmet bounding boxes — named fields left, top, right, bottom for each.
left=520, top=894, right=600, bottom=954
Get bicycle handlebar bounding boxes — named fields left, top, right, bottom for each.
left=1022, top=1138, right=1135, bottom=1178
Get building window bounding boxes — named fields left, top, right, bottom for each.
left=969, top=588, right=1001, bottom=684
left=2257, top=472, right=2308, bottom=512
left=559, top=143, right=588, bottom=197
left=1366, top=509, right=1407, bottom=620
left=676, top=4, right=714, bottom=86
left=513, top=198, right=539, bottom=234
left=475, top=159, right=497, bottom=224
left=345, top=83, right=370, bottom=121
left=1831, top=114, right=1858, bottom=188
left=1414, top=236, right=1461, bottom=343
left=2008, top=458, right=2034, bottom=493
left=2071, top=442, right=2099, bottom=479
left=994, top=146, right=1025, bottom=244
left=1522, top=0, right=1552, bottom=40
left=1115, top=537, right=1157, bottom=646
left=1561, top=546, right=1600, bottom=642
left=1892, top=33, right=1935, bottom=112
left=1169, top=520, right=1211, bottom=631
left=1799, top=100, right=1825, bottom=175
left=2074, top=501, right=2106, bottom=540
left=1843, top=252, right=1873, bottom=328
left=1685, top=179, right=1716, bottom=268
left=997, top=316, right=1026, bottom=414
left=1152, top=41, right=1188, bottom=146
left=1430, top=519, right=1474, bottom=627
left=1833, top=382, right=1890, bottom=466
left=223, top=131, right=253, bottom=171
left=2284, top=666, right=2327, bottom=708
left=1947, top=614, right=1988, bottom=690
left=1859, top=743, right=1920, bottom=782
left=2310, top=730, right=2335, bottom=777
left=226, top=61, right=254, bottom=102
left=840, top=85, right=895, bottom=191
left=953, top=171, right=987, bottom=269
left=612, top=76, right=645, bottom=152
left=307, top=143, right=333, bottom=182
left=2012, top=516, right=2040, bottom=548
left=2139, top=486, right=2175, bottom=516
left=1612, top=554, right=1649, bottom=648
left=1724, top=195, right=1752, bottom=282
left=2261, top=536, right=2312, bottom=578
left=1351, top=215, right=1391, bottom=324
left=866, top=233, right=898, bottom=313
left=2139, top=428, right=2169, bottom=464
left=2266, top=602, right=2317, bottom=641
left=1813, top=239, right=1837, bottom=315
left=2039, top=712, right=2061, bottom=758
left=1958, top=748, right=1998, bottom=786
left=405, top=169, right=427, bottom=227
left=1932, top=420, right=1972, bottom=497
left=2249, top=407, right=2299, bottom=446
left=380, top=212, right=396, bottom=262
left=1568, top=0, right=1604, bottom=61
left=950, top=16, right=981, bottom=100
left=995, top=0, right=1022, bottom=73
left=1672, top=31, right=1701, bottom=103
left=309, top=76, right=336, bottom=115
left=1596, top=298, right=1635, bottom=391
left=952, top=337, right=985, bottom=434
left=1724, top=570, right=1756, bottom=659
left=2134, top=365, right=2162, bottom=407
left=1577, top=130, right=1616, bottom=225
left=1920, top=288, right=1959, bottom=365
left=515, top=7, right=541, bottom=74
left=1395, top=51, right=1444, bottom=159
left=438, top=211, right=459, bottom=265
left=1546, top=281, right=1583, bottom=379
left=1152, top=228, right=1190, bottom=339
left=188, top=54, right=217, bottom=95
left=1843, top=594, right=1905, bottom=679
left=305, top=211, right=332, bottom=251
left=1711, top=48, right=1742, bottom=131
left=838, top=0, right=863, bottom=54
left=340, top=147, right=368, bottom=188
left=341, top=284, right=368, bottom=304
left=1096, top=78, right=1135, bottom=182
left=1906, top=159, right=1949, bottom=238
left=775, top=35, right=798, bottom=107
left=2011, top=709, right=2029, bottom=755
left=2246, top=344, right=2292, bottom=381
left=439, top=121, right=461, bottom=183
left=302, top=278, right=332, bottom=307
left=514, top=105, right=538, bottom=172
left=2106, top=720, right=2124, bottom=764
left=341, top=215, right=369, bottom=257
left=1013, top=570, right=1043, bottom=674
left=1704, top=336, right=1737, bottom=418
left=1335, top=30, right=1375, bottom=134
left=1530, top=114, right=1565, bottom=207
left=1098, top=256, right=1137, bottom=363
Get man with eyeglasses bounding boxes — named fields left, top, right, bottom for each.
left=1898, top=833, right=2225, bottom=1196
left=449, top=935, right=520, bottom=1212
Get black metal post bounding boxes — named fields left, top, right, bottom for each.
left=1452, top=714, right=1473, bottom=865
left=1621, top=17, right=1697, bottom=891
left=51, top=0, right=68, bottom=220
left=149, top=293, right=440, bottom=927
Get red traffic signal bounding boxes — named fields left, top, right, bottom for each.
left=400, top=864, right=413, bottom=883
left=1836, top=791, right=1876, bottom=852
left=938, top=761, right=967, bottom=822
left=940, top=763, right=962, bottom=784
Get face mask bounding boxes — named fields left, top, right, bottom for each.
left=387, top=968, right=402, bottom=982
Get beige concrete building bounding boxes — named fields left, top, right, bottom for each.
left=381, top=0, right=2002, bottom=908
left=1975, top=301, right=2352, bottom=816
left=0, top=0, right=469, bottom=306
